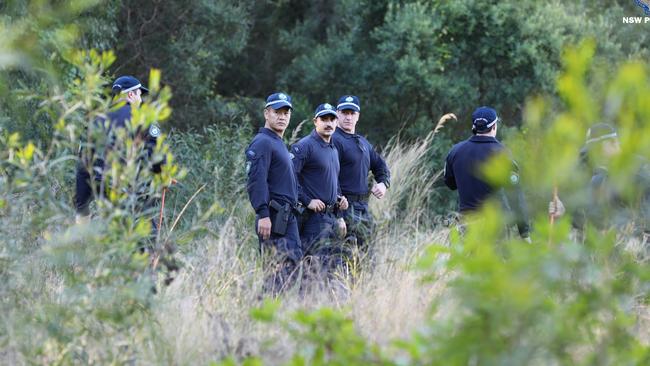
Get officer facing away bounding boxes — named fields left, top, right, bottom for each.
left=549, top=123, right=650, bottom=236
left=444, top=106, right=530, bottom=239
left=291, top=103, right=349, bottom=265
left=75, top=75, right=163, bottom=225
left=332, top=95, right=390, bottom=252
left=246, top=92, right=302, bottom=294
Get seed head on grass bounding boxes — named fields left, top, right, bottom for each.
left=288, top=119, right=309, bottom=145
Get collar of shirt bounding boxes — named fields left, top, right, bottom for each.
left=336, top=127, right=366, bottom=152
left=310, top=129, right=334, bottom=148
left=111, top=103, right=131, bottom=113
left=469, top=135, right=499, bottom=143
left=335, top=127, right=357, bottom=139
left=260, top=127, right=282, bottom=140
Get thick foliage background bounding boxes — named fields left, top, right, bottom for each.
left=1, top=1, right=650, bottom=365
left=3, top=0, right=648, bottom=215
left=3, top=0, right=649, bottom=143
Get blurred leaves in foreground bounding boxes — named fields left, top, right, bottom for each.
left=228, top=40, right=650, bottom=366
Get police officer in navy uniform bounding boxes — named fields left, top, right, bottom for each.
left=246, top=92, right=302, bottom=294
left=291, top=103, right=349, bottom=270
left=75, top=75, right=163, bottom=224
left=332, top=95, right=390, bottom=253
left=444, top=106, right=530, bottom=239
left=549, top=123, right=650, bottom=237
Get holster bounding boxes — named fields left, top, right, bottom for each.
left=269, top=199, right=290, bottom=235
left=295, top=203, right=310, bottom=233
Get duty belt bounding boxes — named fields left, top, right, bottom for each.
left=345, top=193, right=369, bottom=202
left=324, top=204, right=338, bottom=214
left=292, top=202, right=305, bottom=216
left=270, top=200, right=303, bottom=216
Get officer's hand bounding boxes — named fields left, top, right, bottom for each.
left=371, top=182, right=387, bottom=199
left=337, top=218, right=347, bottom=238
left=548, top=198, right=566, bottom=219
left=338, top=196, right=349, bottom=211
left=258, top=217, right=272, bottom=240
left=308, top=199, right=326, bottom=212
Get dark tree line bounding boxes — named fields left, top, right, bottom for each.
left=2, top=0, right=648, bottom=143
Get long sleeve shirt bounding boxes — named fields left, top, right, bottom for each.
left=75, top=104, right=163, bottom=214
left=245, top=127, right=298, bottom=218
left=331, top=128, right=390, bottom=196
left=291, top=130, right=341, bottom=206
left=444, top=135, right=530, bottom=237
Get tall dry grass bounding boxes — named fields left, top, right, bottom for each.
left=131, top=129, right=447, bottom=364
left=5, top=115, right=647, bottom=365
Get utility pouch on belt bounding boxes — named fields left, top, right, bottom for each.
left=295, top=203, right=310, bottom=232
left=292, top=202, right=305, bottom=217
left=269, top=199, right=290, bottom=235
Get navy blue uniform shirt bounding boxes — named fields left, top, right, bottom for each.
left=246, top=127, right=298, bottom=218
left=291, top=130, right=341, bottom=206
left=332, top=128, right=390, bottom=196
left=75, top=103, right=162, bottom=214
left=90, top=104, right=160, bottom=176
left=444, top=135, right=506, bottom=212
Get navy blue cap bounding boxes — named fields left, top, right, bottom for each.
left=472, top=106, right=498, bottom=133
left=314, top=103, right=337, bottom=119
left=112, top=75, right=149, bottom=95
left=336, top=95, right=360, bottom=112
left=265, top=92, right=293, bottom=110
left=585, top=123, right=618, bottom=145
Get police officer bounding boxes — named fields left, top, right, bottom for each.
left=549, top=123, right=650, bottom=235
left=246, top=92, right=301, bottom=294
left=332, top=95, right=390, bottom=252
left=444, top=106, right=530, bottom=239
left=75, top=75, right=163, bottom=224
left=291, top=103, right=349, bottom=268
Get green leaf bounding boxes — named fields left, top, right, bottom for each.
left=250, top=298, right=280, bottom=322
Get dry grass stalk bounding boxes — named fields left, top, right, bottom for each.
left=288, top=119, right=309, bottom=145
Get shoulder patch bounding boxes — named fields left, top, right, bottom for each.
left=246, top=149, right=257, bottom=159
left=293, top=146, right=300, bottom=154
left=510, top=172, right=520, bottom=185
left=149, top=124, right=161, bottom=137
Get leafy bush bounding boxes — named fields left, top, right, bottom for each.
left=0, top=44, right=184, bottom=362
left=218, top=40, right=650, bottom=366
